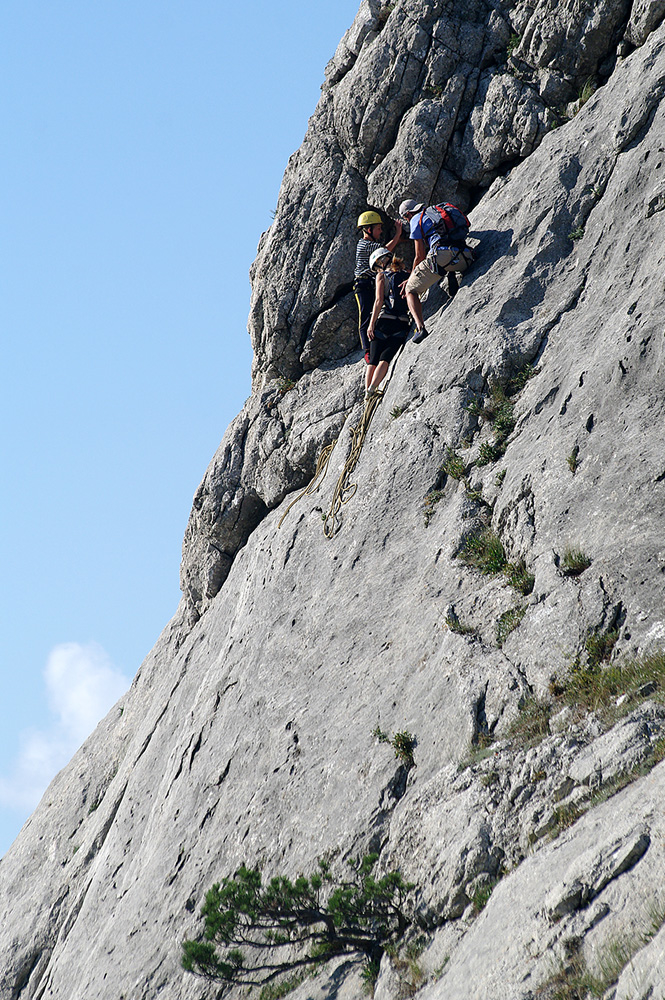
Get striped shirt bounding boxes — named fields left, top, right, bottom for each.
left=354, top=238, right=384, bottom=279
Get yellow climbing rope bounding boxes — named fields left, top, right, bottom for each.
left=277, top=340, right=407, bottom=535
left=277, top=438, right=338, bottom=529
left=322, top=389, right=384, bottom=539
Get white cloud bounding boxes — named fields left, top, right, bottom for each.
left=0, top=642, right=130, bottom=813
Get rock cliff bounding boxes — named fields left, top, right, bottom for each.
left=2, top=2, right=665, bottom=999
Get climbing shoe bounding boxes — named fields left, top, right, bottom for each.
left=412, top=326, right=429, bottom=344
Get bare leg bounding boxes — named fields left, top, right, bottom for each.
left=368, top=360, right=389, bottom=391
left=365, top=363, right=376, bottom=390
left=406, top=290, right=424, bottom=330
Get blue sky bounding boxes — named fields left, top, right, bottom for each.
left=0, top=0, right=360, bottom=857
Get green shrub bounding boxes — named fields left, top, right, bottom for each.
left=567, top=445, right=579, bottom=473
left=506, top=33, right=520, bottom=56
left=374, top=727, right=417, bottom=767
left=182, top=855, right=415, bottom=990
left=392, top=731, right=417, bottom=767
left=569, top=225, right=585, bottom=241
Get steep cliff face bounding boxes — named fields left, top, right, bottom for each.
left=2, top=2, right=665, bottom=999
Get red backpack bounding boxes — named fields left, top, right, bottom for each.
left=419, top=203, right=470, bottom=247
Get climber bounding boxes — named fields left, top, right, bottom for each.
left=398, top=199, right=474, bottom=344
left=354, top=211, right=403, bottom=388
left=364, top=248, right=412, bottom=398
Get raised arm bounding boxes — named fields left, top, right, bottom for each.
left=385, top=219, right=403, bottom=253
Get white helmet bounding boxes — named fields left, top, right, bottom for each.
left=369, top=247, right=391, bottom=271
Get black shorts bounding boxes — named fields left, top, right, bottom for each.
left=369, top=320, right=408, bottom=365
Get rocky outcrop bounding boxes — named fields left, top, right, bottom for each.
left=181, top=0, right=662, bottom=620
left=2, top=3, right=665, bottom=999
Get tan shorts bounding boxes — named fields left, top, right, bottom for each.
left=405, top=248, right=472, bottom=296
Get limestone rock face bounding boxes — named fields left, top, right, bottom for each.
left=2, top=3, right=665, bottom=1000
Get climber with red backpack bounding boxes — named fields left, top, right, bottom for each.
left=398, top=199, right=474, bottom=343
left=364, top=248, right=412, bottom=398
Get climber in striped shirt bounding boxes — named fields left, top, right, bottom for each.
left=354, top=211, right=403, bottom=389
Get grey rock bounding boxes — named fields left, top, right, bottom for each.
left=626, top=0, right=665, bottom=46
left=2, top=7, right=665, bottom=1000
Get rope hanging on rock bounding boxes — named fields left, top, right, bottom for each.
left=277, top=439, right=338, bottom=529
left=322, top=389, right=384, bottom=539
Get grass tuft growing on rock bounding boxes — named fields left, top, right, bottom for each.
left=536, top=896, right=665, bottom=998
left=506, top=698, right=552, bottom=748
left=423, top=489, right=445, bottom=526
left=567, top=648, right=664, bottom=719
left=561, top=547, right=591, bottom=576
left=441, top=446, right=467, bottom=481
left=445, top=612, right=477, bottom=636
left=505, top=560, right=535, bottom=595
left=459, top=529, right=507, bottom=574
left=496, top=605, right=527, bottom=646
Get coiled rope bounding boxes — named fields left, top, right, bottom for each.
left=277, top=439, right=338, bottom=529
left=277, top=339, right=407, bottom=534
left=322, top=389, right=384, bottom=538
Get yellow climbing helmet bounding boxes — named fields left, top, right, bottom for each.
left=357, top=211, right=382, bottom=228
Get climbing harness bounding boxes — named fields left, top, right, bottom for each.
left=277, top=438, right=338, bottom=529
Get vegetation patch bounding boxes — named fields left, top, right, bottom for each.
left=182, top=855, right=415, bottom=992
left=507, top=363, right=540, bottom=394
left=505, top=559, right=535, bottom=595
left=445, top=612, right=477, bottom=636
left=459, top=529, right=507, bottom=575
left=508, top=652, right=665, bottom=759
left=423, top=82, right=443, bottom=99
left=471, top=873, right=504, bottom=915
left=496, top=605, right=527, bottom=646
left=390, top=405, right=406, bottom=419
left=578, top=77, right=597, bottom=106
left=385, top=938, right=427, bottom=997
left=459, top=530, right=534, bottom=595
left=569, top=225, right=585, bottom=241
left=441, top=446, right=467, bottom=481
left=567, top=648, right=664, bottom=721
left=535, top=898, right=665, bottom=998
left=561, top=547, right=592, bottom=576
left=476, top=441, right=502, bottom=466
left=423, top=489, right=445, bottom=526
left=373, top=726, right=417, bottom=767
left=567, top=445, right=580, bottom=473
